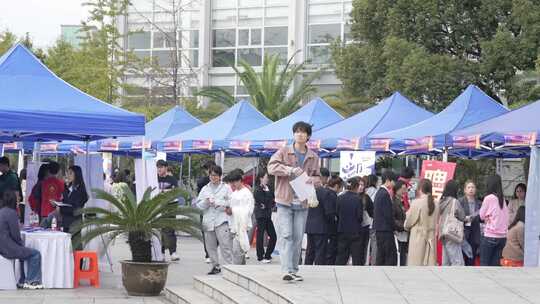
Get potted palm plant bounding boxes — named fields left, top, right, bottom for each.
left=72, top=187, right=201, bottom=296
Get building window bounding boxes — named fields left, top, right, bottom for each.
left=306, top=0, right=353, bottom=65
left=128, top=31, right=151, bottom=49
left=211, top=0, right=289, bottom=70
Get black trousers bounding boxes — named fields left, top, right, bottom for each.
left=375, top=231, right=397, bottom=266
left=161, top=228, right=177, bottom=254
left=256, top=217, right=277, bottom=260
left=335, top=233, right=364, bottom=265
left=358, top=227, right=370, bottom=265
left=398, top=241, right=408, bottom=266
left=326, top=234, right=338, bottom=265
left=305, top=233, right=328, bottom=265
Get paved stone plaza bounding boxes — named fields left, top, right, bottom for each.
left=2, top=237, right=540, bottom=304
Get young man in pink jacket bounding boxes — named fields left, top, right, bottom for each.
left=268, top=121, right=320, bottom=282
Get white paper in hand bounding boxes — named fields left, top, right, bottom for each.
left=289, top=172, right=316, bottom=202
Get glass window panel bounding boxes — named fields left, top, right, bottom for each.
left=239, top=29, right=250, bottom=46
left=134, top=50, right=151, bottom=60
left=239, top=8, right=263, bottom=26
left=212, top=50, right=235, bottom=67
left=264, top=27, right=287, bottom=45
left=238, top=48, right=262, bottom=66
left=309, top=24, right=341, bottom=44
left=265, top=0, right=288, bottom=5
left=236, top=85, right=248, bottom=95
left=182, top=30, right=199, bottom=48
left=264, top=47, right=288, bottom=64
left=180, top=10, right=200, bottom=28
left=212, top=0, right=234, bottom=9
left=264, top=6, right=288, bottom=26
left=153, top=50, right=175, bottom=67
left=344, top=24, right=352, bottom=42
left=186, top=50, right=199, bottom=67
left=251, top=28, right=262, bottom=45
left=128, top=31, right=151, bottom=49
left=154, top=31, right=177, bottom=48
left=212, top=9, right=236, bottom=27
left=309, top=3, right=341, bottom=23
left=308, top=45, right=331, bottom=64
left=213, top=29, right=236, bottom=47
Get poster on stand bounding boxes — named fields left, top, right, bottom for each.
left=420, top=160, right=456, bottom=200
left=339, top=151, right=376, bottom=180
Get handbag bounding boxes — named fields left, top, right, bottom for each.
left=440, top=198, right=464, bottom=243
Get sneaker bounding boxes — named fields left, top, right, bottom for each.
left=205, top=257, right=212, bottom=264
left=245, top=254, right=250, bottom=260
left=262, top=259, right=272, bottom=264
left=282, top=273, right=294, bottom=282
left=16, top=283, right=24, bottom=289
left=23, top=282, right=44, bottom=290
left=170, top=252, right=180, bottom=261
left=290, top=273, right=303, bottom=282
left=207, top=266, right=221, bottom=275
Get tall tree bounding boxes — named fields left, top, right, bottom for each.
left=127, top=0, right=199, bottom=107
left=333, top=0, right=540, bottom=110
left=0, top=30, right=17, bottom=55
left=196, top=53, right=321, bottom=121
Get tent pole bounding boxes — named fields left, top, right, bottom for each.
left=443, top=148, right=448, bottom=162
left=188, top=154, right=192, bottom=184
left=220, top=150, right=225, bottom=169
left=141, top=136, right=147, bottom=198
left=179, top=156, right=183, bottom=182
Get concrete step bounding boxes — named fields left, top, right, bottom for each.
left=221, top=265, right=294, bottom=304
left=193, top=275, right=268, bottom=304
left=165, top=285, right=218, bottom=304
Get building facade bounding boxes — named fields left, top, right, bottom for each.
left=120, top=0, right=353, bottom=103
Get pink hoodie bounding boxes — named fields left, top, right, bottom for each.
left=479, top=194, right=509, bottom=238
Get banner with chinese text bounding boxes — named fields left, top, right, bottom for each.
left=420, top=160, right=456, bottom=200
left=339, top=151, right=376, bottom=179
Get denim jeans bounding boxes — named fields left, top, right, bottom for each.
left=277, top=204, right=308, bottom=274
left=18, top=249, right=42, bottom=285
left=480, top=236, right=506, bottom=266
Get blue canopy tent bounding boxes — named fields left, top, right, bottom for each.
left=369, top=85, right=509, bottom=155
left=0, top=44, right=145, bottom=142
left=311, top=92, right=433, bottom=153
left=449, top=99, right=540, bottom=158
left=159, top=100, right=272, bottom=154
left=98, top=106, right=201, bottom=155
left=230, top=97, right=343, bottom=154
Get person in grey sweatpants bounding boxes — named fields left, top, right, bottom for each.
left=196, top=165, right=234, bottom=275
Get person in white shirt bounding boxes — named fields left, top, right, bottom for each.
left=196, top=165, right=233, bottom=275
left=224, top=169, right=254, bottom=265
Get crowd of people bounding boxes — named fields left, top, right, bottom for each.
left=0, top=119, right=531, bottom=289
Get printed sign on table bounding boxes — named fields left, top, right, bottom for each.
left=420, top=160, right=456, bottom=200
left=339, top=151, right=376, bottom=180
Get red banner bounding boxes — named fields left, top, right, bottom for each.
left=162, top=141, right=182, bottom=152
left=40, top=143, right=58, bottom=152
left=504, top=132, right=537, bottom=147
left=263, top=140, right=287, bottom=150
left=100, top=140, right=119, bottom=151
left=420, top=160, right=456, bottom=200
left=452, top=135, right=480, bottom=149
left=307, top=140, right=321, bottom=151
left=131, top=140, right=151, bottom=150
left=368, top=138, right=390, bottom=151
left=406, top=136, right=433, bottom=152
left=336, top=138, right=359, bottom=150
left=229, top=140, right=251, bottom=152
left=192, top=140, right=213, bottom=151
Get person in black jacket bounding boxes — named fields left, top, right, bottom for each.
left=305, top=169, right=333, bottom=265
left=325, top=175, right=343, bottom=265
left=392, top=180, right=408, bottom=266
left=358, top=177, right=374, bottom=265
left=335, top=177, right=364, bottom=265
left=459, top=180, right=482, bottom=266
left=373, top=170, right=397, bottom=266
left=59, top=166, right=88, bottom=250
left=254, top=170, right=277, bottom=263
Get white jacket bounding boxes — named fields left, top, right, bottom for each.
left=229, top=187, right=254, bottom=252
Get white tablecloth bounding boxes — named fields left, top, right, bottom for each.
left=20, top=231, right=74, bottom=288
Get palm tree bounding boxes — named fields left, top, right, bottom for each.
left=72, top=187, right=201, bottom=263
left=322, top=90, right=373, bottom=117
left=196, top=52, right=322, bottom=121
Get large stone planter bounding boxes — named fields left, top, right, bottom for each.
left=120, top=260, right=169, bottom=296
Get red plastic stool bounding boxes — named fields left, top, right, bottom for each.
left=74, top=251, right=100, bottom=288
